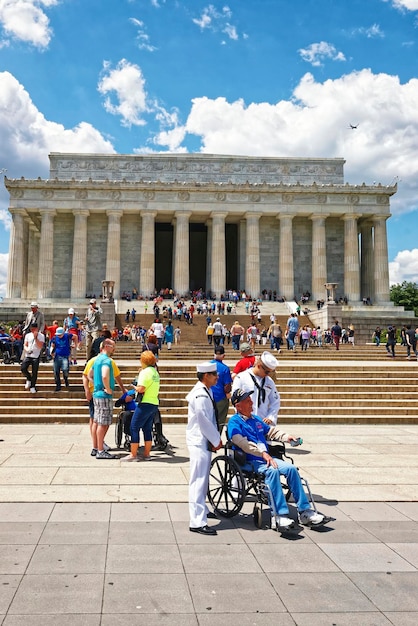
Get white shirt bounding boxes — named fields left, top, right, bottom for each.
left=186, top=381, right=221, bottom=448
left=24, top=332, right=45, bottom=359
left=232, top=368, right=280, bottom=425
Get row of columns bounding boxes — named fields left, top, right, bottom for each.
left=6, top=208, right=390, bottom=303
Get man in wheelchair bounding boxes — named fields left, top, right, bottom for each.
left=227, top=388, right=326, bottom=531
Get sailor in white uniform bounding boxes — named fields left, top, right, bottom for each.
left=186, top=361, right=223, bottom=535
left=232, top=351, right=280, bottom=425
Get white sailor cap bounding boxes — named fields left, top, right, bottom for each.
left=196, top=361, right=218, bottom=374
left=260, top=351, right=279, bottom=370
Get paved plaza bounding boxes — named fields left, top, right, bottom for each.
left=0, top=420, right=417, bottom=624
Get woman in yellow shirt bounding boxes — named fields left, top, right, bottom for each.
left=122, top=350, right=160, bottom=461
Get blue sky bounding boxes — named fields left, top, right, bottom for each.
left=1, top=0, right=418, bottom=296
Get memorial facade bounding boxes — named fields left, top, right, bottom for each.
left=4, top=153, right=396, bottom=304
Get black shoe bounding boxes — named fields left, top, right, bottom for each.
left=207, top=511, right=218, bottom=519
left=189, top=525, right=217, bottom=536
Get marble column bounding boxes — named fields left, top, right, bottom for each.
left=173, top=211, right=191, bottom=296
left=373, top=215, right=391, bottom=303
left=360, top=220, right=374, bottom=302
left=27, top=224, right=40, bottom=300
left=20, top=219, right=30, bottom=299
left=71, top=210, right=89, bottom=300
left=310, top=214, right=329, bottom=302
left=342, top=214, right=361, bottom=302
left=6, top=209, right=26, bottom=299
left=38, top=209, right=56, bottom=299
left=277, top=214, right=294, bottom=301
left=140, top=211, right=156, bottom=297
left=245, top=213, right=261, bottom=298
left=106, top=210, right=122, bottom=299
left=210, top=212, right=227, bottom=297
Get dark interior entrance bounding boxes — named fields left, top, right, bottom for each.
left=225, top=223, right=238, bottom=291
left=155, top=222, right=174, bottom=290
left=189, top=223, right=207, bottom=291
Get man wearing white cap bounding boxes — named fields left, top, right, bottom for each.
left=84, top=299, right=103, bottom=360
left=186, top=361, right=223, bottom=535
left=23, top=302, right=45, bottom=336
left=232, top=351, right=280, bottom=425
left=49, top=327, right=72, bottom=391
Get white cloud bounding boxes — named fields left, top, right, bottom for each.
left=389, top=0, right=418, bottom=10
left=352, top=24, right=384, bottom=38
left=389, top=249, right=418, bottom=284
left=0, top=0, right=58, bottom=48
left=129, top=17, right=157, bottom=52
left=192, top=4, right=243, bottom=41
left=98, top=59, right=149, bottom=127
left=299, top=41, right=346, bottom=66
left=0, top=71, right=115, bottom=177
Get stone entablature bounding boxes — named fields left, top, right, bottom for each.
left=49, top=153, right=346, bottom=185
left=6, top=180, right=393, bottom=220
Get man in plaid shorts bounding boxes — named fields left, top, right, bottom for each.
left=90, top=339, right=120, bottom=459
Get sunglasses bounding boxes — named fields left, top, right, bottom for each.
left=260, top=363, right=273, bottom=374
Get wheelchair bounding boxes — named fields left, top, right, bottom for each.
left=114, top=408, right=170, bottom=452
left=207, top=440, right=322, bottom=531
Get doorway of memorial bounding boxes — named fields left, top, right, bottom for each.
left=155, top=222, right=174, bottom=293
left=225, top=223, right=238, bottom=293
left=189, top=223, right=207, bottom=292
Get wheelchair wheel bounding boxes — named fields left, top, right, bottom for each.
left=253, top=504, right=263, bottom=529
left=207, top=455, right=246, bottom=518
left=115, top=417, right=123, bottom=449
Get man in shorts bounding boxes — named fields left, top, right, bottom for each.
left=88, top=339, right=125, bottom=459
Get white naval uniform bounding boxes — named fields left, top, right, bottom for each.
left=186, top=381, right=221, bottom=529
left=232, top=368, right=280, bottom=425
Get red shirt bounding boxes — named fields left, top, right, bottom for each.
left=233, top=355, right=256, bottom=375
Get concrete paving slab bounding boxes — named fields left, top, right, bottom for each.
left=187, top=572, right=286, bottom=614
left=8, top=573, right=104, bottom=615
left=108, top=521, right=177, bottom=545
left=110, top=501, right=170, bottom=521
left=0, top=502, right=54, bottom=521
left=389, top=502, right=418, bottom=520
left=179, top=544, right=262, bottom=573
left=359, top=521, right=418, bottom=543
left=320, top=542, right=416, bottom=571
left=347, top=572, right=418, bottom=611
left=27, top=544, right=107, bottom=574
left=383, top=612, right=418, bottom=625
left=101, top=616, right=198, bottom=626
left=39, top=522, right=109, bottom=545
left=0, top=523, right=45, bottom=545
left=3, top=616, right=101, bottom=626
left=106, top=544, right=183, bottom=574
left=249, top=543, right=339, bottom=572
left=268, top=571, right=375, bottom=612
left=291, top=613, right=393, bottom=625
left=337, top=501, right=412, bottom=521
left=50, top=503, right=111, bottom=522
left=197, top=616, right=294, bottom=626
left=386, top=543, right=418, bottom=568
left=102, top=572, right=194, bottom=614
left=0, top=545, right=36, bottom=575
left=0, top=576, right=22, bottom=614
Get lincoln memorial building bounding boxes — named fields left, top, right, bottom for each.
left=4, top=153, right=396, bottom=304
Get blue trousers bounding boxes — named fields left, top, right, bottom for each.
left=244, top=458, right=311, bottom=516
left=288, top=331, right=297, bottom=349
left=130, top=402, right=158, bottom=443
left=53, top=356, right=69, bottom=388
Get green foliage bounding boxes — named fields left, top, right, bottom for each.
left=390, top=281, right=418, bottom=316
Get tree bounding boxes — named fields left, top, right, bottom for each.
left=390, top=281, right=418, bottom=315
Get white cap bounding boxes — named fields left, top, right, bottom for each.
left=196, top=361, right=218, bottom=374
left=260, top=351, right=279, bottom=370
left=30, top=301, right=38, bottom=307
left=68, top=308, right=75, bottom=314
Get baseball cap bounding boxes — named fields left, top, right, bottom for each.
left=231, top=389, right=254, bottom=406
left=239, top=342, right=251, bottom=353
left=56, top=327, right=65, bottom=337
